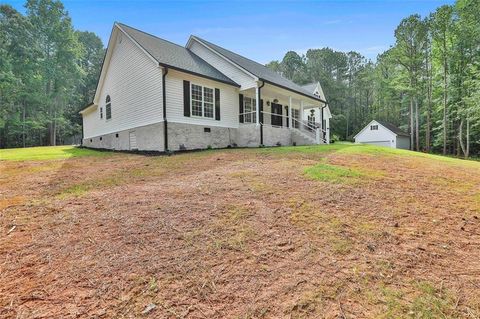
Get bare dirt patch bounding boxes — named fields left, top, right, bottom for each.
left=1, top=146, right=479, bottom=318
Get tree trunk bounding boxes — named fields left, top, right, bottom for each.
left=442, top=41, right=448, bottom=155
left=415, top=96, right=419, bottom=151
left=22, top=102, right=26, bottom=148
left=425, top=47, right=432, bottom=153
left=466, top=118, right=470, bottom=158
left=458, top=119, right=466, bottom=157
left=410, top=98, right=414, bottom=151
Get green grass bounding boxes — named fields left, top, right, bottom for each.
left=0, top=145, right=111, bottom=161
left=304, top=161, right=365, bottom=184
left=258, top=142, right=354, bottom=154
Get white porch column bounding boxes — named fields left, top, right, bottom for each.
left=255, top=86, right=260, bottom=125
left=288, top=96, right=293, bottom=128
left=300, top=100, right=304, bottom=123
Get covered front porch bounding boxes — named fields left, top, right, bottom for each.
left=238, top=82, right=330, bottom=146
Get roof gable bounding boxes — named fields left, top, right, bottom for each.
left=301, top=82, right=327, bottom=101
left=188, top=36, right=326, bottom=102
left=354, top=120, right=409, bottom=139
left=116, top=23, right=238, bottom=86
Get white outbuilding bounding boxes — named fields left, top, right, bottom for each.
left=354, top=120, right=410, bottom=149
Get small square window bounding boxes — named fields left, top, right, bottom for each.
left=100, top=137, right=102, bottom=141
left=204, top=127, right=211, bottom=133
left=370, top=125, right=378, bottom=130
left=90, top=139, right=92, bottom=142
left=116, top=133, right=119, bottom=138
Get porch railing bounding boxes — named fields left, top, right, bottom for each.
left=238, top=111, right=327, bottom=144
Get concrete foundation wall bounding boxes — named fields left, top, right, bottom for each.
left=292, top=130, right=315, bottom=146
left=82, top=122, right=164, bottom=151
left=167, top=122, right=233, bottom=151
left=262, top=125, right=292, bottom=147
left=234, top=124, right=261, bottom=147
left=83, top=121, right=318, bottom=152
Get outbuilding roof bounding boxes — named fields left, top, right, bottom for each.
left=376, top=121, right=410, bottom=137
left=117, top=23, right=239, bottom=87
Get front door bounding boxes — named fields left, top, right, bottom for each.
left=271, top=103, right=283, bottom=127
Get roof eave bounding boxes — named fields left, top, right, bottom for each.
left=79, top=102, right=96, bottom=115
left=260, top=78, right=327, bottom=104
left=161, top=62, right=240, bottom=87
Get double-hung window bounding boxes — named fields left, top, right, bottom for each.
left=243, top=97, right=256, bottom=123
left=191, top=83, right=214, bottom=119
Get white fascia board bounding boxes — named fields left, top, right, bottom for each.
left=186, top=36, right=258, bottom=81
left=376, top=121, right=399, bottom=137
left=353, top=119, right=378, bottom=139
left=79, top=103, right=97, bottom=115
left=93, top=24, right=160, bottom=104
left=115, top=23, right=159, bottom=66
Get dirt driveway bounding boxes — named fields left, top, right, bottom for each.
left=1, top=145, right=479, bottom=318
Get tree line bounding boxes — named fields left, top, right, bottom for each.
left=0, top=0, right=104, bottom=148
left=1, top=0, right=479, bottom=158
left=267, top=0, right=480, bottom=158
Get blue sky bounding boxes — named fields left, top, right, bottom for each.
left=7, top=0, right=454, bottom=63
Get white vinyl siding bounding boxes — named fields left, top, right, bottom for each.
left=82, top=29, right=163, bottom=139
left=188, top=40, right=256, bottom=90
left=354, top=121, right=397, bottom=148
left=166, top=69, right=239, bottom=128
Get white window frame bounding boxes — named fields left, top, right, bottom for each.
left=190, top=83, right=215, bottom=119
left=105, top=95, right=112, bottom=121
left=370, top=125, right=378, bottom=131
left=243, top=97, right=256, bottom=124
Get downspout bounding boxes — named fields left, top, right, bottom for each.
left=258, top=81, right=265, bottom=146
left=162, top=67, right=169, bottom=152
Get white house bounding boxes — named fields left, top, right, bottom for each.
left=354, top=120, right=410, bottom=149
left=301, top=82, right=332, bottom=143
left=80, top=23, right=331, bottom=152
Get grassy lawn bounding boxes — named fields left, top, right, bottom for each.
left=1, top=144, right=479, bottom=318
left=0, top=145, right=111, bottom=161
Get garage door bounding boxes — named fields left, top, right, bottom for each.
left=362, top=141, right=391, bottom=147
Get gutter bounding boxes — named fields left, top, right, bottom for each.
left=258, top=81, right=265, bottom=146
left=162, top=67, right=169, bottom=152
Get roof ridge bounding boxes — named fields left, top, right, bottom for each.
left=192, top=35, right=284, bottom=76
left=115, top=23, right=238, bottom=86
left=117, top=22, right=189, bottom=51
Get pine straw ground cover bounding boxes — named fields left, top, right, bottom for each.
left=0, top=144, right=479, bottom=318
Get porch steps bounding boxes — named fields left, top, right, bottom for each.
left=291, top=128, right=317, bottom=145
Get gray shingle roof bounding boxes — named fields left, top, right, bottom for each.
left=117, top=23, right=238, bottom=86
left=377, top=121, right=410, bottom=137
left=191, top=36, right=326, bottom=102
left=301, top=83, right=318, bottom=93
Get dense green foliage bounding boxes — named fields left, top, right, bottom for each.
left=0, top=0, right=104, bottom=148
left=2, top=0, right=479, bottom=159
left=266, top=0, right=480, bottom=158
